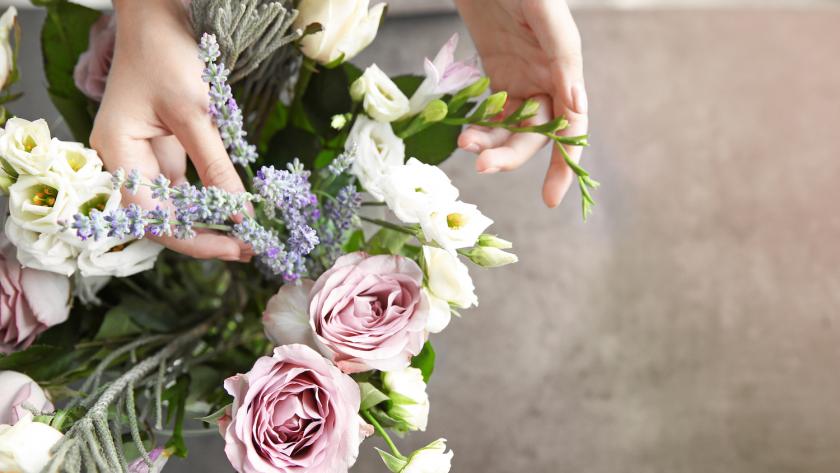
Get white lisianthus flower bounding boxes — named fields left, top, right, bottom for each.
left=382, top=366, right=430, bottom=432
left=351, top=64, right=410, bottom=123
left=262, top=279, right=318, bottom=348
left=402, top=439, right=453, bottom=473
left=421, top=288, right=451, bottom=334
left=77, top=238, right=164, bottom=278
left=48, top=139, right=103, bottom=184
left=4, top=219, right=77, bottom=276
left=423, top=246, right=477, bottom=309
left=0, top=7, right=16, bottom=90
left=380, top=158, right=458, bottom=224
left=0, top=413, right=64, bottom=473
left=74, top=274, right=111, bottom=305
left=61, top=171, right=121, bottom=250
left=8, top=173, right=78, bottom=234
left=295, top=0, right=386, bottom=65
left=419, top=200, right=493, bottom=253
left=0, top=118, right=52, bottom=176
left=347, top=116, right=404, bottom=201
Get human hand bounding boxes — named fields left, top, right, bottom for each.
left=454, top=0, right=587, bottom=208
left=90, top=0, right=250, bottom=261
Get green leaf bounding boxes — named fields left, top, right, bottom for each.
left=342, top=229, right=365, bottom=253
left=38, top=0, right=101, bottom=143
left=265, top=126, right=321, bottom=170
left=196, top=403, right=230, bottom=425
left=392, top=74, right=424, bottom=97
left=302, top=65, right=354, bottom=137
left=411, top=341, right=436, bottom=383
left=376, top=448, right=408, bottom=473
left=358, top=382, right=390, bottom=411
left=0, top=345, right=99, bottom=383
left=117, top=295, right=202, bottom=333
left=258, top=101, right=288, bottom=153
left=95, top=306, right=143, bottom=340
left=366, top=228, right=411, bottom=256
left=403, top=122, right=461, bottom=165
left=163, top=375, right=191, bottom=457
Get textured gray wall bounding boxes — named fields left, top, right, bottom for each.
left=10, top=7, right=840, bottom=473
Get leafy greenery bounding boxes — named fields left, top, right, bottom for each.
left=411, top=341, right=436, bottom=383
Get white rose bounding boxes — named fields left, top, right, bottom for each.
left=421, top=289, right=451, bottom=334
left=382, top=366, right=430, bottom=432
left=77, top=238, right=164, bottom=278
left=5, top=219, right=77, bottom=276
left=0, top=118, right=52, bottom=176
left=402, top=439, right=453, bottom=473
left=8, top=173, right=78, bottom=234
left=348, top=116, right=404, bottom=201
left=419, top=200, right=493, bottom=253
left=0, top=413, right=64, bottom=473
left=48, top=139, right=103, bottom=184
left=351, top=64, right=410, bottom=123
left=0, top=7, right=15, bottom=89
left=380, top=158, right=458, bottom=224
left=423, top=246, right=477, bottom=309
left=295, top=0, right=386, bottom=65
left=262, top=279, right=318, bottom=348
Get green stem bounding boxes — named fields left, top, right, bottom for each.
left=360, top=216, right=415, bottom=236
left=361, top=201, right=386, bottom=207
left=290, top=59, right=315, bottom=129
left=362, top=410, right=402, bottom=458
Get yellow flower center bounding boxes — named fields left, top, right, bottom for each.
left=65, top=150, right=86, bottom=171
left=446, top=212, right=465, bottom=229
left=31, top=186, right=57, bottom=207
left=22, top=135, right=37, bottom=152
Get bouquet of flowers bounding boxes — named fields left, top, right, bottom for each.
left=0, top=1, right=593, bottom=472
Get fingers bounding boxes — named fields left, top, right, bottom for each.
left=164, top=107, right=245, bottom=195
left=458, top=126, right=510, bottom=153
left=90, top=128, right=246, bottom=261
left=151, top=135, right=187, bottom=185
left=523, top=0, right=589, bottom=207
left=474, top=95, right=552, bottom=173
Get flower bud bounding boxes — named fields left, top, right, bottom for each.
left=482, top=91, right=507, bottom=118
left=330, top=114, right=349, bottom=130
left=461, top=246, right=518, bottom=268
left=477, top=234, right=513, bottom=249
left=382, top=367, right=429, bottom=432
left=462, top=77, right=490, bottom=98
left=420, top=99, right=448, bottom=123
left=403, top=439, right=454, bottom=473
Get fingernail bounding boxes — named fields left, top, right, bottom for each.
left=463, top=143, right=480, bottom=153
left=571, top=82, right=588, bottom=115
left=480, top=167, right=500, bottom=174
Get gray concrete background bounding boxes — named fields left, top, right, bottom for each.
left=10, top=6, right=840, bottom=473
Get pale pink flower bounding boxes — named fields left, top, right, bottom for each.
left=0, top=371, right=53, bottom=425
left=0, top=236, right=70, bottom=354
left=309, top=252, right=428, bottom=373
left=73, top=14, right=116, bottom=102
left=408, top=33, right=482, bottom=115
left=219, top=344, right=369, bottom=473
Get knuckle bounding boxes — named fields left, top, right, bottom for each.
left=201, top=157, right=235, bottom=188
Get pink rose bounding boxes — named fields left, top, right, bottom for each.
left=309, top=252, right=428, bottom=373
left=0, top=237, right=70, bottom=354
left=220, top=344, right=370, bottom=473
left=0, top=371, right=54, bottom=425
left=73, top=14, right=116, bottom=102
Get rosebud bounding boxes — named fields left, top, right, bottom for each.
left=420, top=99, right=448, bottom=123
left=477, top=234, right=513, bottom=249
left=460, top=246, right=518, bottom=268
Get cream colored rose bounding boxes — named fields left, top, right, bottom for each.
left=351, top=64, right=410, bottom=123
left=295, top=0, right=386, bottom=65
left=0, top=413, right=64, bottom=473
left=0, top=7, right=16, bottom=90
left=423, top=246, right=477, bottom=309
left=0, top=118, right=53, bottom=176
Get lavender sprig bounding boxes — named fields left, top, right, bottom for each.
left=199, top=33, right=257, bottom=166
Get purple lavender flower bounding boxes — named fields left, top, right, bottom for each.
left=111, top=168, right=126, bottom=190
left=104, top=209, right=130, bottom=238
left=71, top=213, right=93, bottom=241
left=199, top=33, right=256, bottom=166
left=147, top=207, right=171, bottom=237
left=151, top=175, right=171, bottom=201
left=125, top=169, right=141, bottom=195
left=125, top=204, right=146, bottom=239
left=327, top=145, right=357, bottom=176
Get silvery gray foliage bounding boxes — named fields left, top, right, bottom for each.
left=189, top=0, right=301, bottom=84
